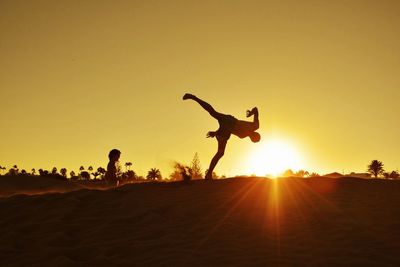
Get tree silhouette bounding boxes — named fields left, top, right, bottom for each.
left=51, top=167, right=58, bottom=175
left=80, top=171, right=91, bottom=180
left=367, top=160, right=385, bottom=178
left=384, top=170, right=400, bottom=179
left=12, top=165, right=19, bottom=174
left=79, top=166, right=85, bottom=172
left=0, top=166, right=6, bottom=175
left=6, top=165, right=19, bottom=175
left=125, top=170, right=136, bottom=181
left=92, top=167, right=106, bottom=180
left=88, top=166, right=97, bottom=179
left=92, top=172, right=100, bottom=179
left=125, top=162, right=133, bottom=171
left=295, top=170, right=309, bottom=177
left=38, top=169, right=48, bottom=176
left=190, top=153, right=203, bottom=179
left=282, top=169, right=294, bottom=177
left=97, top=167, right=106, bottom=179
left=390, top=170, right=399, bottom=179
left=147, top=168, right=162, bottom=180
left=60, top=168, right=67, bottom=178
left=169, top=163, right=183, bottom=180
left=31, top=168, right=36, bottom=175
left=171, top=163, right=192, bottom=181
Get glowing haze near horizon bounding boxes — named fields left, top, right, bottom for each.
left=1, top=1, right=399, bottom=177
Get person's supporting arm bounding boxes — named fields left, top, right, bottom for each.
left=207, top=131, right=217, bottom=138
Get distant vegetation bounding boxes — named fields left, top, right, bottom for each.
left=364, top=159, right=399, bottom=179
left=367, top=160, right=385, bottom=178
left=146, top=168, right=162, bottom=180
left=0, top=152, right=210, bottom=184
left=0, top=159, right=398, bottom=183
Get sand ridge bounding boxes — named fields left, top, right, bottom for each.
left=0, top=177, right=400, bottom=266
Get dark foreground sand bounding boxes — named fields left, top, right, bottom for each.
left=1, top=177, right=400, bottom=266
left=0, top=175, right=108, bottom=197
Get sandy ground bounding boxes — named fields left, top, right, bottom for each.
left=0, top=175, right=109, bottom=197
left=0, top=177, right=400, bottom=266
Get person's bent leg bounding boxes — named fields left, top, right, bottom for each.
left=183, top=93, right=221, bottom=119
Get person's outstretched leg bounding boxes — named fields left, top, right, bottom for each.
left=205, top=138, right=227, bottom=179
left=183, top=93, right=221, bottom=119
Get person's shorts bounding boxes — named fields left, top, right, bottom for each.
left=216, top=114, right=237, bottom=140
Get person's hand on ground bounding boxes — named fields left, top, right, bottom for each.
left=206, top=131, right=216, bottom=138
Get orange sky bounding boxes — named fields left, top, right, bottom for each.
left=0, top=0, right=399, bottom=177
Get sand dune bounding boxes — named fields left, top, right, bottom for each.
left=0, top=177, right=400, bottom=266
left=0, top=175, right=83, bottom=197
left=0, top=175, right=111, bottom=197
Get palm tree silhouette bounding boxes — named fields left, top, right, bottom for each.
left=295, top=170, right=309, bottom=177
left=147, top=168, right=162, bottom=180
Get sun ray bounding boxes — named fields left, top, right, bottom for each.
left=184, top=178, right=263, bottom=263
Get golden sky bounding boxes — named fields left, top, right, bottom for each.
left=1, top=0, right=399, bottom=176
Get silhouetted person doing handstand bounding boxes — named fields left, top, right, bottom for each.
left=183, top=93, right=260, bottom=179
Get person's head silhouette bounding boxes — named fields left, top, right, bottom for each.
left=108, top=149, right=121, bottom=162
left=249, top=132, right=261, bottom=143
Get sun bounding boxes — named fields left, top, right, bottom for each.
left=244, top=139, right=303, bottom=177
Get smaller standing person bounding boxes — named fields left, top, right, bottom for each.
left=105, top=149, right=122, bottom=186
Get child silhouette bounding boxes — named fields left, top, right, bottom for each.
left=105, top=149, right=122, bottom=186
